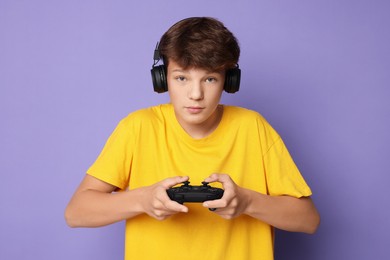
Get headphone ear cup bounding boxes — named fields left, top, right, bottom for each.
left=151, top=65, right=168, bottom=93
left=224, top=67, right=241, bottom=93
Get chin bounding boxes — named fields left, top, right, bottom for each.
left=183, top=116, right=207, bottom=125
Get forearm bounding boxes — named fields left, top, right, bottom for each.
left=243, top=189, right=320, bottom=234
left=65, top=189, right=143, bottom=228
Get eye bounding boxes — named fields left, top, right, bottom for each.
left=175, top=76, right=186, bottom=82
left=205, top=77, right=217, bottom=83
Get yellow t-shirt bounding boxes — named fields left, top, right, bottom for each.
left=87, top=104, right=312, bottom=260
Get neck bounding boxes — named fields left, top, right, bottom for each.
left=180, top=105, right=224, bottom=139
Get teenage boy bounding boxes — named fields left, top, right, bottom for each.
left=65, top=17, right=320, bottom=260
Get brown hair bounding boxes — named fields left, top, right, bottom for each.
left=158, top=17, right=240, bottom=71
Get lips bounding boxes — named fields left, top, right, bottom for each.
left=186, top=106, right=204, bottom=114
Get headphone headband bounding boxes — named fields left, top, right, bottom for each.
left=151, top=42, right=240, bottom=93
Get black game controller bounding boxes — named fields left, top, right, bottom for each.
left=167, top=181, right=224, bottom=210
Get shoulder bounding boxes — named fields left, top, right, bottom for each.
left=223, top=105, right=268, bottom=125
left=105, top=105, right=169, bottom=141
left=224, top=105, right=280, bottom=140
left=121, top=104, right=169, bottom=123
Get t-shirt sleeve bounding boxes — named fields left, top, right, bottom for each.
left=86, top=117, right=135, bottom=190
left=263, top=137, right=312, bottom=198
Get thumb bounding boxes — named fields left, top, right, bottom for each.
left=161, top=176, right=189, bottom=189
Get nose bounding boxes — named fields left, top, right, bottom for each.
left=188, top=81, right=204, bottom=100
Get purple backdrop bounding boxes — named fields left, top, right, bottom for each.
left=1, top=0, right=389, bottom=259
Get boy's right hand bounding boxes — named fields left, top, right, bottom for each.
left=139, top=176, right=189, bottom=220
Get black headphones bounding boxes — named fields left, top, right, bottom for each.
left=151, top=43, right=241, bottom=93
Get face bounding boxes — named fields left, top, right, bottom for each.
left=167, top=60, right=225, bottom=137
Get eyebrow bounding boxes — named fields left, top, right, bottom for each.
left=171, top=69, right=186, bottom=73
left=170, top=68, right=222, bottom=75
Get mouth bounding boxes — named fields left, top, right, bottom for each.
left=185, top=106, right=204, bottom=114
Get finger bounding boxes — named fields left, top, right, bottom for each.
left=164, top=199, right=189, bottom=213
left=203, top=173, right=220, bottom=183
left=161, top=176, right=189, bottom=189
left=202, top=198, right=226, bottom=210
left=204, top=173, right=231, bottom=183
left=155, top=191, right=188, bottom=213
left=203, top=201, right=217, bottom=209
left=151, top=196, right=188, bottom=217
left=204, top=173, right=235, bottom=190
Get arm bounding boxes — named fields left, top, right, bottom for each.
left=202, top=174, right=320, bottom=234
left=64, top=175, right=189, bottom=228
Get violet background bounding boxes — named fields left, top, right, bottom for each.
left=1, top=0, right=389, bottom=259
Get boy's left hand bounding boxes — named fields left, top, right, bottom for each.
left=202, top=173, right=250, bottom=219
